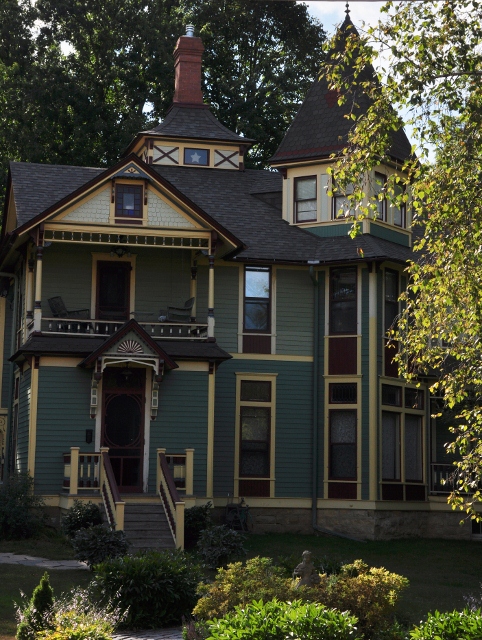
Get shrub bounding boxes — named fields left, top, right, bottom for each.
left=193, top=556, right=408, bottom=635
left=62, top=500, right=102, bottom=538
left=184, top=501, right=212, bottom=549
left=93, top=550, right=203, bottom=628
left=410, top=609, right=482, bottom=640
left=196, top=524, right=246, bottom=569
left=0, top=473, right=46, bottom=540
left=16, top=572, right=54, bottom=640
left=205, top=599, right=359, bottom=640
left=37, top=587, right=123, bottom=640
left=193, top=556, right=292, bottom=620
left=71, top=524, right=129, bottom=568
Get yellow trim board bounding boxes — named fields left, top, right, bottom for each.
left=41, top=357, right=82, bottom=368
left=230, top=354, right=313, bottom=362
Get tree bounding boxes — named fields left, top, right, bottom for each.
left=324, top=1, right=482, bottom=518
left=0, top=0, right=325, bottom=207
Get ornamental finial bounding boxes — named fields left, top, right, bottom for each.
left=345, top=2, right=350, bottom=15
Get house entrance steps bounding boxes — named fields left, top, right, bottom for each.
left=121, top=495, right=175, bottom=552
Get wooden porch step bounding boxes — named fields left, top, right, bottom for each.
left=122, top=502, right=175, bottom=551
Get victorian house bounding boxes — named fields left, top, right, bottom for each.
left=0, top=16, right=466, bottom=547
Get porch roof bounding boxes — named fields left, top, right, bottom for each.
left=11, top=334, right=232, bottom=363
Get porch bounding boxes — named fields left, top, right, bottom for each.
left=61, top=446, right=194, bottom=549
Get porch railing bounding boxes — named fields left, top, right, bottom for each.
left=165, top=449, right=194, bottom=495
left=41, top=317, right=208, bottom=340
left=63, top=446, right=125, bottom=531
left=157, top=449, right=185, bottom=549
left=430, top=463, right=456, bottom=494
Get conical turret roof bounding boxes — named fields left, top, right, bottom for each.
left=271, top=14, right=411, bottom=165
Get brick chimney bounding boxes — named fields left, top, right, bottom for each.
left=173, top=25, right=206, bottom=107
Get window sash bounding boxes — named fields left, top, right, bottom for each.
left=330, top=267, right=357, bottom=335
left=374, top=172, right=387, bottom=221
left=405, top=415, right=423, bottom=482
left=244, top=267, right=271, bottom=333
left=329, top=410, right=357, bottom=479
left=382, top=411, right=401, bottom=480
left=294, top=176, right=317, bottom=222
left=240, top=405, right=270, bottom=478
left=115, top=185, right=143, bottom=218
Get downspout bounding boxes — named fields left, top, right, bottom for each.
left=0, top=271, right=18, bottom=477
left=309, top=265, right=365, bottom=543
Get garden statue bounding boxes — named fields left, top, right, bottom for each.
left=293, top=550, right=321, bottom=588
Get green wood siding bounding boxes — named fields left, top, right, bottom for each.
left=369, top=222, right=410, bottom=246
left=213, top=267, right=238, bottom=353
left=361, top=268, right=370, bottom=500
left=306, top=224, right=352, bottom=238
left=17, top=369, right=31, bottom=474
left=135, top=249, right=191, bottom=315
left=2, top=298, right=13, bottom=408
left=149, top=370, right=208, bottom=495
left=41, top=244, right=92, bottom=317
left=36, top=367, right=93, bottom=494
left=214, top=360, right=313, bottom=499
left=276, top=269, right=313, bottom=356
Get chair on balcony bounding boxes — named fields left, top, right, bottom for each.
left=48, top=296, right=90, bottom=319
left=162, top=297, right=195, bottom=323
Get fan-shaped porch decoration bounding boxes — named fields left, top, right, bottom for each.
left=117, top=340, right=144, bottom=354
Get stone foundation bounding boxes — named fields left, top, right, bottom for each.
left=213, top=506, right=473, bottom=540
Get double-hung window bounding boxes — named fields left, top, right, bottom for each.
left=329, top=410, right=357, bottom=480
left=374, top=172, right=387, bottom=221
left=332, top=181, right=354, bottom=219
left=244, top=267, right=270, bottom=333
left=330, top=267, right=357, bottom=334
left=294, top=176, right=317, bottom=222
left=393, top=182, right=406, bottom=227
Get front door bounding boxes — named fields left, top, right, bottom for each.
left=102, top=368, right=145, bottom=492
left=96, top=261, right=130, bottom=321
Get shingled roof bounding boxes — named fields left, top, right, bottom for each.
left=141, top=105, right=253, bottom=144
left=9, top=162, right=103, bottom=227
left=271, top=14, right=412, bottom=165
left=7, top=159, right=413, bottom=265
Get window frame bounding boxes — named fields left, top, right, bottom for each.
left=331, top=180, right=354, bottom=220
left=294, top=175, right=317, bottom=223
left=243, top=266, right=271, bottom=334
left=374, top=172, right=387, bottom=221
left=329, top=267, right=358, bottom=335
left=384, top=269, right=399, bottom=334
left=235, top=373, right=277, bottom=498
left=183, top=147, right=210, bottom=166
left=329, top=409, right=357, bottom=481
left=114, top=183, right=144, bottom=224
left=393, top=182, right=406, bottom=228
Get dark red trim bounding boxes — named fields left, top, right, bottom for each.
left=102, top=451, right=122, bottom=504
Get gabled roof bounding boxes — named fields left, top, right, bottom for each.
left=271, top=14, right=412, bottom=166
left=123, top=105, right=253, bottom=157
left=4, top=154, right=243, bottom=252
left=79, top=319, right=178, bottom=369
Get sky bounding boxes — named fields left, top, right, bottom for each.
left=300, top=1, right=385, bottom=35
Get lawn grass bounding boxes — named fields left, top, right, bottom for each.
left=0, top=567, right=91, bottom=640
left=245, top=533, right=482, bottom=625
left=0, top=529, right=75, bottom=561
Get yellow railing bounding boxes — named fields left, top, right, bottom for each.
left=157, top=448, right=186, bottom=549
left=63, top=446, right=125, bottom=531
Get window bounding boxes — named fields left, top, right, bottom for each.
left=329, top=410, right=357, bottom=479
left=294, top=176, right=317, bottom=222
left=332, top=181, right=354, bottom=219
left=405, top=415, right=423, bottom=481
left=393, top=182, right=406, bottom=227
left=382, top=411, right=401, bottom=480
left=244, top=267, right=270, bottom=333
left=384, top=270, right=399, bottom=333
left=236, top=375, right=276, bottom=497
left=330, top=267, right=357, bottom=334
left=405, top=388, right=424, bottom=410
left=115, top=184, right=143, bottom=223
left=374, top=172, right=387, bottom=221
left=184, top=148, right=209, bottom=166
left=329, top=383, right=357, bottom=404
left=382, top=384, right=402, bottom=406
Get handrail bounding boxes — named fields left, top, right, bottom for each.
left=157, top=450, right=185, bottom=549
left=100, top=450, right=125, bottom=530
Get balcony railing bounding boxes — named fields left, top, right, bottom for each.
left=430, top=463, right=456, bottom=494
left=41, top=317, right=208, bottom=340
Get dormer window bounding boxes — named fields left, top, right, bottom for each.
left=375, top=172, right=387, bottom=221
left=294, top=176, right=317, bottom=222
left=115, top=184, right=143, bottom=224
left=184, top=148, right=209, bottom=166
left=393, top=182, right=406, bottom=227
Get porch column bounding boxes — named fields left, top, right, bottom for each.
left=33, top=247, right=43, bottom=332
left=206, top=362, right=215, bottom=498
left=26, top=259, right=34, bottom=321
left=185, top=448, right=194, bottom=495
left=190, top=259, right=197, bottom=321
left=368, top=265, right=378, bottom=501
left=70, top=447, right=80, bottom=495
left=207, top=255, right=215, bottom=339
